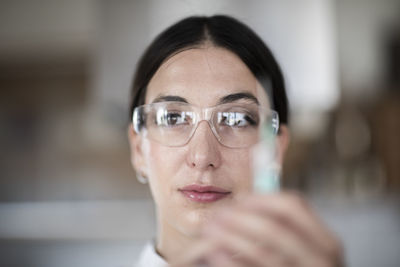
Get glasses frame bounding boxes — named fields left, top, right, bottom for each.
left=132, top=101, right=279, bottom=148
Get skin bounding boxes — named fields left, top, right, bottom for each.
left=128, top=46, right=343, bottom=266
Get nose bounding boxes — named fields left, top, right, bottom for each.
left=186, top=120, right=222, bottom=170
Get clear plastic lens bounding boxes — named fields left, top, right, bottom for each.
left=133, top=101, right=279, bottom=148
left=217, top=112, right=255, bottom=127
left=155, top=109, right=194, bottom=127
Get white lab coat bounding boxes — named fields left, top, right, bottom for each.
left=135, top=242, right=167, bottom=267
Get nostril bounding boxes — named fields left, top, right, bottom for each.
left=190, top=162, right=215, bottom=169
left=190, top=162, right=214, bottom=168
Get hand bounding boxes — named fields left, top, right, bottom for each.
left=169, top=192, right=344, bottom=267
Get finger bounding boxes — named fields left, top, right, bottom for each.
left=211, top=207, right=325, bottom=267
left=237, top=192, right=342, bottom=258
left=204, top=222, right=288, bottom=267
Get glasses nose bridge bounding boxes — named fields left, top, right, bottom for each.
left=190, top=106, right=220, bottom=141
left=196, top=106, right=212, bottom=121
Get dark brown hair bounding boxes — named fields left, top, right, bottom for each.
left=129, top=15, right=289, bottom=124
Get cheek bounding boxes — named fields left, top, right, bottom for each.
left=142, top=141, right=185, bottom=200
left=223, top=148, right=253, bottom=194
left=143, top=140, right=182, bottom=173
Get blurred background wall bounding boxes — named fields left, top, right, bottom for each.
left=0, top=0, right=399, bottom=266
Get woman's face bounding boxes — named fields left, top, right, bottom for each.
left=130, top=46, right=271, bottom=237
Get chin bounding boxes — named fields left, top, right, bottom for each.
left=178, top=204, right=225, bottom=237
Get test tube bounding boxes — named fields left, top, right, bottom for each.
left=252, top=115, right=281, bottom=193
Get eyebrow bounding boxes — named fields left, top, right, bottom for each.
left=151, top=92, right=259, bottom=105
left=152, top=95, right=188, bottom=103
left=218, top=92, right=259, bottom=105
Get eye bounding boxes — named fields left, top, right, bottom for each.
left=156, top=110, right=193, bottom=127
left=166, top=112, right=184, bottom=125
left=218, top=112, right=257, bottom=127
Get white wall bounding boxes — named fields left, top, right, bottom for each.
left=336, top=0, right=400, bottom=99
left=94, top=0, right=340, bottom=127
left=0, top=0, right=96, bottom=61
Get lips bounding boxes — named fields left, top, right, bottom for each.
left=179, top=185, right=231, bottom=203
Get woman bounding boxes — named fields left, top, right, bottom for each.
left=128, top=15, right=343, bottom=266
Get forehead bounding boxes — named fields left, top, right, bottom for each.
left=146, top=47, right=270, bottom=108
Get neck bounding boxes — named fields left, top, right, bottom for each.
left=155, top=213, right=197, bottom=262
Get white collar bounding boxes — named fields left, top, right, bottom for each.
left=136, top=242, right=167, bottom=267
